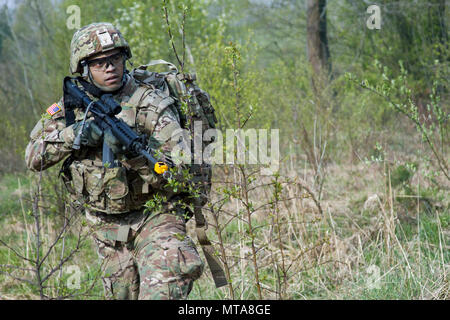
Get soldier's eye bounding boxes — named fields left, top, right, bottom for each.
left=89, top=59, right=107, bottom=69
left=88, top=53, right=123, bottom=70
left=111, top=54, right=123, bottom=64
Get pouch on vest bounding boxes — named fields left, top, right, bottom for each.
left=69, top=160, right=136, bottom=214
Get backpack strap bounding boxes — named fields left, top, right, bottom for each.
left=194, top=205, right=228, bottom=288
left=127, top=83, right=175, bottom=135
left=127, top=85, right=152, bottom=106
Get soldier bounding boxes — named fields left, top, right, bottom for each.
left=25, top=22, right=205, bottom=300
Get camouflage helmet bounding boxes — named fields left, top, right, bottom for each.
left=70, top=22, right=132, bottom=74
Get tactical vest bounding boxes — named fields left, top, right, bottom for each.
left=65, top=74, right=180, bottom=214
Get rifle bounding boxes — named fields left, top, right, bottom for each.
left=62, top=76, right=172, bottom=177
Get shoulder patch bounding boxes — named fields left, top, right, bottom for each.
left=46, top=103, right=62, bottom=116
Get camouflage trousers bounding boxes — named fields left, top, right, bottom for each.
left=86, top=207, right=204, bottom=300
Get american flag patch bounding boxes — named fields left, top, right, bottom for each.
left=46, top=103, right=61, bottom=116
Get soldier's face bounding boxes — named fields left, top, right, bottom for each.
left=87, top=48, right=124, bottom=91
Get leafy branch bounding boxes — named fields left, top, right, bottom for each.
left=347, top=61, right=449, bottom=182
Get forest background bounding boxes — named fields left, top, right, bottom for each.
left=0, top=0, right=448, bottom=300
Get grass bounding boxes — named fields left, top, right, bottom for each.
left=0, top=172, right=104, bottom=300
left=186, top=158, right=449, bottom=300
left=0, top=174, right=29, bottom=219
left=0, top=152, right=448, bottom=300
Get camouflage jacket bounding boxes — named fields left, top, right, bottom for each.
left=25, top=73, right=188, bottom=214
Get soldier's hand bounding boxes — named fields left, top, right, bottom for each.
left=104, top=128, right=125, bottom=154
left=62, top=120, right=103, bottom=148
left=75, top=120, right=103, bottom=147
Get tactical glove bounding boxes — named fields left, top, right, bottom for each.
left=61, top=120, right=103, bottom=148
left=104, top=128, right=125, bottom=155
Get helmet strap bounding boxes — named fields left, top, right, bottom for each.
left=81, top=61, right=89, bottom=78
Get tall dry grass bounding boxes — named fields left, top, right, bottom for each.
left=187, top=153, right=449, bottom=300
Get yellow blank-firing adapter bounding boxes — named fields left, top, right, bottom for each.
left=154, top=162, right=169, bottom=174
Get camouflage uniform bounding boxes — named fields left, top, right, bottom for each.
left=25, top=23, right=204, bottom=299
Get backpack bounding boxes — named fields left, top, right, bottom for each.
left=130, top=60, right=217, bottom=206
left=130, top=60, right=226, bottom=288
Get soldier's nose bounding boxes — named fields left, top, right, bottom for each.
left=105, top=61, right=117, bottom=72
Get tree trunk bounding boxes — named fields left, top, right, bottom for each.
left=306, top=0, right=331, bottom=78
